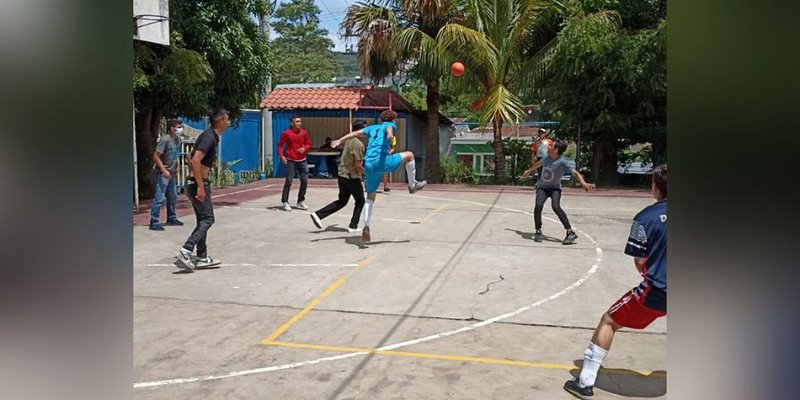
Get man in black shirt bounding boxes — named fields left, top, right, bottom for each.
left=175, top=108, right=230, bottom=270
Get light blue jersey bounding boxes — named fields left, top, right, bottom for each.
left=363, top=121, right=398, bottom=162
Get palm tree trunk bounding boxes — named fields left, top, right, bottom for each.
left=493, top=116, right=505, bottom=184
left=424, top=80, right=443, bottom=183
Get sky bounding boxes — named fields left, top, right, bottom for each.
left=269, top=0, right=355, bottom=53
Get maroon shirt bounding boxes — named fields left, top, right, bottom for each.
left=278, top=128, right=311, bottom=161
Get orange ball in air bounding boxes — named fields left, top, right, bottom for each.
left=451, top=62, right=465, bottom=77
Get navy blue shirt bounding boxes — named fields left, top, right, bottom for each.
left=624, top=199, right=667, bottom=291
left=192, top=128, right=220, bottom=168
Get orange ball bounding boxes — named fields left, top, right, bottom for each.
left=451, top=62, right=465, bottom=77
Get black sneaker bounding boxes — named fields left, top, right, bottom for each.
left=563, top=230, right=578, bottom=245
left=149, top=223, right=165, bottom=231
left=384, top=186, right=391, bottom=192
left=165, top=218, right=184, bottom=226
left=564, top=379, right=593, bottom=399
left=533, top=229, right=543, bottom=242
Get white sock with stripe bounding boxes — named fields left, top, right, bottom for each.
left=405, top=160, right=417, bottom=186
left=578, top=342, right=608, bottom=388
left=363, top=199, right=374, bottom=227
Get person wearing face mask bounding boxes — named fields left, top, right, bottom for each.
left=149, top=118, right=185, bottom=230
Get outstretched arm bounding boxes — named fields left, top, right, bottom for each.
left=521, top=160, right=543, bottom=178
left=331, top=129, right=365, bottom=148
left=571, top=169, right=596, bottom=192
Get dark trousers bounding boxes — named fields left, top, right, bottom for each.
left=282, top=160, right=309, bottom=203
left=183, top=178, right=214, bottom=258
left=534, top=187, right=571, bottom=230
left=315, top=176, right=365, bottom=229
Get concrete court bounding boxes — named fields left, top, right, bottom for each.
left=133, top=182, right=666, bottom=399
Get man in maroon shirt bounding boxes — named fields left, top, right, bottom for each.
left=277, top=115, right=312, bottom=211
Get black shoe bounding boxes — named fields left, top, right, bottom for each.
left=165, top=218, right=184, bottom=226
left=563, top=230, right=578, bottom=245
left=149, top=223, right=165, bottom=231
left=533, top=229, right=543, bottom=242
left=384, top=186, right=391, bottom=192
left=564, top=379, right=593, bottom=399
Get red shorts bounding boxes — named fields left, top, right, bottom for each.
left=608, top=281, right=667, bottom=329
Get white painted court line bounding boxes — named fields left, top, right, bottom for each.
left=267, top=263, right=358, bottom=267
left=144, top=263, right=355, bottom=268
left=212, top=185, right=276, bottom=199
left=134, top=196, right=604, bottom=389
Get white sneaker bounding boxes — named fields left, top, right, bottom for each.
left=175, top=248, right=195, bottom=270
left=296, top=201, right=308, bottom=210
left=408, top=180, right=427, bottom=194
left=195, top=257, right=221, bottom=269
left=347, top=227, right=362, bottom=233
left=282, top=202, right=292, bottom=211
left=310, top=212, right=323, bottom=229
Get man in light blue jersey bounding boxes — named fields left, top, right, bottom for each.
left=331, top=110, right=426, bottom=242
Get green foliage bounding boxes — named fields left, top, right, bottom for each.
left=501, top=138, right=532, bottom=186
left=210, top=159, right=243, bottom=189
left=440, top=156, right=479, bottom=184
left=271, top=0, right=341, bottom=84
left=332, top=52, right=360, bottom=78
left=134, top=0, right=273, bottom=120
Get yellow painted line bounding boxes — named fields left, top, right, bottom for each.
left=320, top=276, right=348, bottom=298
left=260, top=257, right=374, bottom=344
left=265, top=341, right=666, bottom=378
left=418, top=204, right=447, bottom=225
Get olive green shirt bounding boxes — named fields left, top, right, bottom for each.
left=337, top=138, right=365, bottom=179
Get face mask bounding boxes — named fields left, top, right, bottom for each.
left=176, top=128, right=184, bottom=135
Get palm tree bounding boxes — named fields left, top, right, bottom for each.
left=342, top=0, right=463, bottom=184
left=438, top=0, right=619, bottom=184
left=435, top=0, right=554, bottom=184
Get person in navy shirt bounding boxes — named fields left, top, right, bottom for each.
left=564, top=164, right=667, bottom=399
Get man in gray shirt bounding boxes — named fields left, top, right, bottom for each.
left=149, top=119, right=184, bottom=230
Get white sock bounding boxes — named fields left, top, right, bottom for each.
left=363, top=199, right=374, bottom=227
left=405, top=160, right=417, bottom=186
left=578, top=342, right=608, bottom=388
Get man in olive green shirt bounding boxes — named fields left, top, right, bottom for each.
left=310, top=120, right=367, bottom=233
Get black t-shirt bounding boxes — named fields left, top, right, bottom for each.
left=191, top=128, right=219, bottom=168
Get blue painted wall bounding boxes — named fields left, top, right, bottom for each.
left=181, top=110, right=262, bottom=174
left=271, top=110, right=410, bottom=178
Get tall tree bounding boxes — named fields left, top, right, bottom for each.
left=133, top=0, right=272, bottom=198
left=536, top=0, right=665, bottom=183
left=271, top=0, right=342, bottom=85
left=343, top=0, right=464, bottom=183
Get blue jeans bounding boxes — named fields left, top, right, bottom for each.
left=150, top=171, right=178, bottom=225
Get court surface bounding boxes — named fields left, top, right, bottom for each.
left=134, top=181, right=666, bottom=399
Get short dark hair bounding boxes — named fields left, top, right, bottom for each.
left=352, top=119, right=367, bottom=130
left=652, top=163, right=667, bottom=198
left=553, top=139, right=567, bottom=155
left=291, top=115, right=302, bottom=122
left=209, top=108, right=229, bottom=127
left=380, top=109, right=397, bottom=121
left=167, top=119, right=182, bottom=129
left=325, top=136, right=332, bottom=141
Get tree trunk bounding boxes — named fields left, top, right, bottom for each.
left=591, top=138, right=603, bottom=184
left=424, top=80, right=442, bottom=183
left=135, top=108, right=163, bottom=199
left=493, top=116, right=506, bottom=184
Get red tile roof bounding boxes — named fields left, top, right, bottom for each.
left=259, top=86, right=414, bottom=111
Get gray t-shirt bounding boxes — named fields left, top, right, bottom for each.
left=155, top=134, right=180, bottom=173
left=538, top=156, right=574, bottom=189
